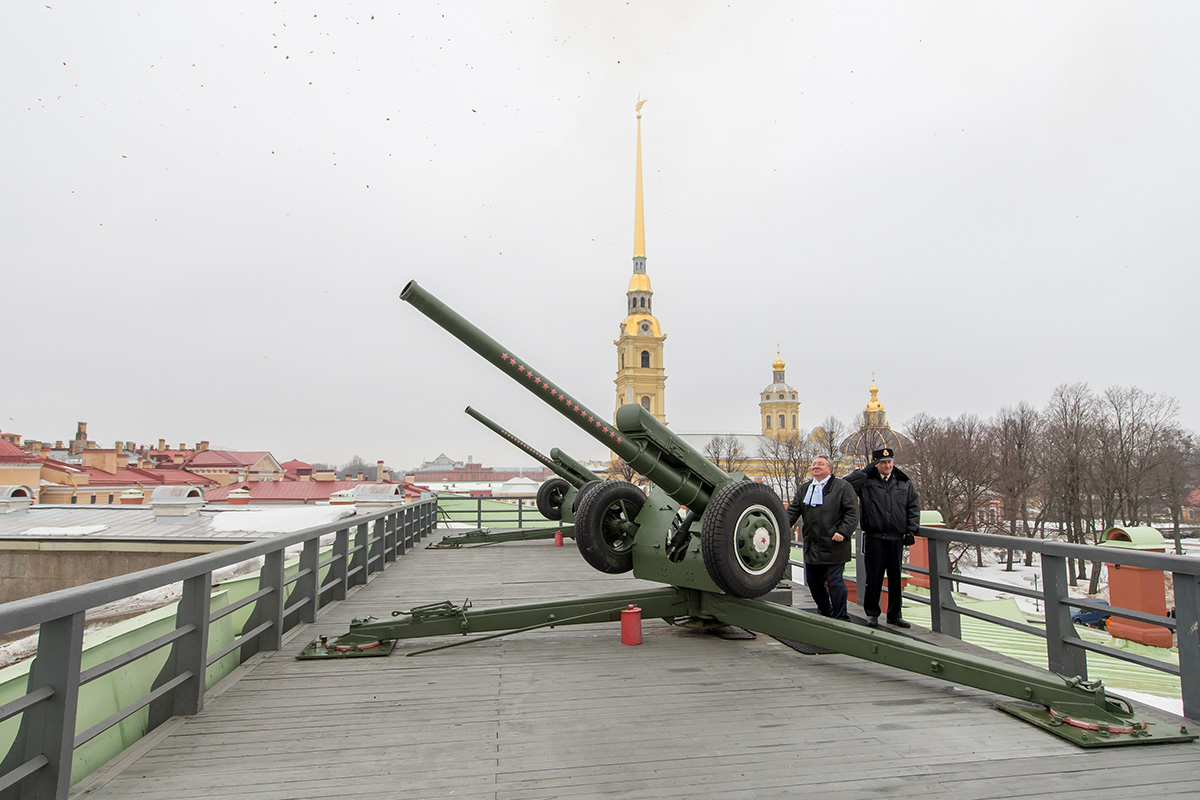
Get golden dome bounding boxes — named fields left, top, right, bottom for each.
left=628, top=272, right=653, bottom=293
left=623, top=313, right=662, bottom=337
left=772, top=355, right=786, bottom=371
left=865, top=376, right=884, bottom=413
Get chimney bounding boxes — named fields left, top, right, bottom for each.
left=179, top=442, right=186, bottom=451
left=81, top=449, right=119, bottom=474
left=227, top=487, right=251, bottom=505
left=158, top=439, right=166, bottom=451
left=377, top=460, right=385, bottom=484
left=55, top=441, right=63, bottom=450
left=119, top=489, right=145, bottom=505
left=198, top=440, right=209, bottom=452
left=314, top=469, right=335, bottom=482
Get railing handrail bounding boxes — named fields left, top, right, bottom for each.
left=0, top=504, right=419, bottom=636
left=918, top=525, right=1200, bottom=576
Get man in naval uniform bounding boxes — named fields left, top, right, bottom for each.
left=844, top=447, right=920, bottom=628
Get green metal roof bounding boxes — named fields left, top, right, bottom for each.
left=1100, top=526, right=1167, bottom=550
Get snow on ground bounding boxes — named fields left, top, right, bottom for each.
left=1117, top=689, right=1184, bottom=717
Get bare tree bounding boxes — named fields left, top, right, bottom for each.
left=991, top=402, right=1042, bottom=570
left=757, top=432, right=807, bottom=500
left=1157, top=430, right=1197, bottom=555
left=809, top=415, right=849, bottom=465
left=608, top=458, right=637, bottom=482
left=1041, top=383, right=1096, bottom=585
left=704, top=434, right=750, bottom=476
left=904, top=413, right=996, bottom=567
left=339, top=455, right=373, bottom=480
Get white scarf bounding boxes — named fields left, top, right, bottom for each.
left=804, top=476, right=830, bottom=506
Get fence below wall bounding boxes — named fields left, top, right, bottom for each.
left=0, top=499, right=436, bottom=800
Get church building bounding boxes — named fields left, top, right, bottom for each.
left=614, top=99, right=668, bottom=425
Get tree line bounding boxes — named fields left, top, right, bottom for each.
left=754, top=383, right=1195, bottom=588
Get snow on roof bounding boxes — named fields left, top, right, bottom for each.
left=209, top=506, right=356, bottom=534
left=19, top=525, right=109, bottom=537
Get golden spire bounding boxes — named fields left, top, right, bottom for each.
left=865, top=373, right=884, bottom=413
left=633, top=97, right=647, bottom=259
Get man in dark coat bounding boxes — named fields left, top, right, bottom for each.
left=786, top=455, right=859, bottom=621
left=844, top=447, right=920, bottom=628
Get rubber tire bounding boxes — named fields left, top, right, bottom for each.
left=573, top=481, right=644, bottom=574
left=572, top=480, right=603, bottom=515
left=700, top=481, right=790, bottom=598
left=536, top=478, right=570, bottom=521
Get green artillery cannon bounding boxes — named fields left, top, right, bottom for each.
left=430, top=406, right=603, bottom=547
left=298, top=280, right=1196, bottom=749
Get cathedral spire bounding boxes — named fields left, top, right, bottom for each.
left=633, top=97, right=647, bottom=263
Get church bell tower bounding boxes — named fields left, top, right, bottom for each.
left=614, top=99, right=667, bottom=425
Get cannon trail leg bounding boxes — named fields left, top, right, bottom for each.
left=701, top=594, right=1196, bottom=747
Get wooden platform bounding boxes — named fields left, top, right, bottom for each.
left=72, top=537, right=1200, bottom=799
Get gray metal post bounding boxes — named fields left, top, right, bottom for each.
left=255, top=549, right=284, bottom=654
left=383, top=513, right=397, bottom=563
left=24, top=611, right=85, bottom=800
left=853, top=531, right=865, bottom=614
left=370, top=519, right=385, bottom=574
left=926, top=538, right=961, bottom=639
left=297, top=539, right=320, bottom=624
left=1174, top=571, right=1199, bottom=721
left=172, top=573, right=212, bottom=717
left=330, top=528, right=349, bottom=602
left=1042, top=553, right=1087, bottom=680
left=397, top=510, right=408, bottom=554
left=352, top=522, right=368, bottom=587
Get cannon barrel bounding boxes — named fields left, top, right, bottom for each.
left=401, top=280, right=730, bottom=515
left=548, top=447, right=601, bottom=488
left=464, top=406, right=600, bottom=487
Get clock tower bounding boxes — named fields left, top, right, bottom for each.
left=614, top=99, right=667, bottom=425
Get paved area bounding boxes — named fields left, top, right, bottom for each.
left=72, top=536, right=1200, bottom=799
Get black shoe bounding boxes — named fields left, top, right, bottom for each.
left=887, top=618, right=911, bottom=629
left=866, top=616, right=879, bottom=628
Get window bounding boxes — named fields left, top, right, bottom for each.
left=640, top=297, right=645, bottom=308
left=107, top=494, right=114, bottom=504
left=70, top=495, right=77, bottom=504
left=792, top=414, right=797, bottom=429
left=765, top=416, right=772, bottom=429
left=779, top=414, right=785, bottom=430
left=640, top=396, right=651, bottom=410
left=89, top=495, right=96, bottom=504
left=641, top=350, right=650, bottom=368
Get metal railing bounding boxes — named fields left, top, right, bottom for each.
left=435, top=494, right=551, bottom=530
left=0, top=499, right=436, bottom=800
left=791, top=526, right=1199, bottom=720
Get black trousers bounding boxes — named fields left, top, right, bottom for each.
left=804, top=562, right=850, bottom=621
left=863, top=537, right=904, bottom=620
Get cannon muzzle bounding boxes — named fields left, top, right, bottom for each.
left=402, top=280, right=726, bottom=515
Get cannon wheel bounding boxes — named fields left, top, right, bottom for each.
left=535, top=478, right=570, bottom=521
left=572, top=480, right=603, bottom=515
left=573, top=481, right=643, bottom=574
left=700, top=481, right=789, bottom=598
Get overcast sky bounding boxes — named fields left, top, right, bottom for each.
left=4, top=2, right=1198, bottom=472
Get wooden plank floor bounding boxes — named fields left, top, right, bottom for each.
left=73, top=536, right=1200, bottom=799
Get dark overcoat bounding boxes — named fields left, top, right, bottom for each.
left=843, top=464, right=920, bottom=541
left=785, top=476, right=859, bottom=564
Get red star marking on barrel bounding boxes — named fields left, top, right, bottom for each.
left=616, top=437, right=622, bottom=444
left=518, top=365, right=526, bottom=373
left=550, top=389, right=557, bottom=397
left=500, top=353, right=508, bottom=362
left=586, top=415, right=593, bottom=423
